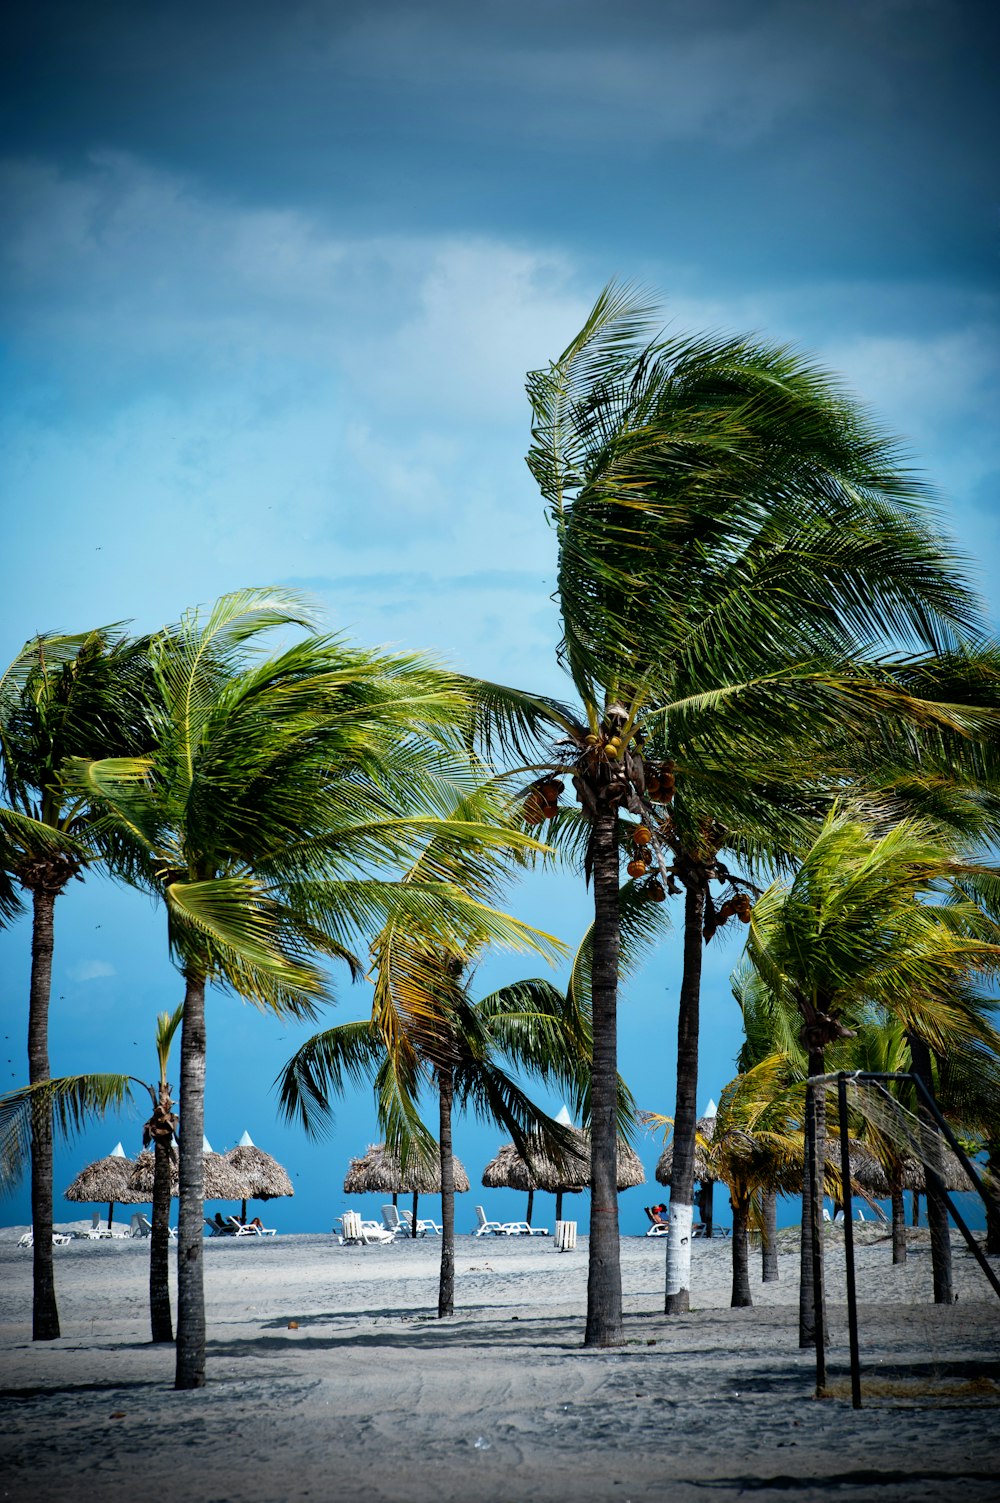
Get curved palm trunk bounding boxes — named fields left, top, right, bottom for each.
left=908, top=1033, right=952, bottom=1305
left=986, top=1145, right=1000, bottom=1257
left=28, top=889, right=59, bottom=1341
left=437, top=1066, right=455, bottom=1318
left=584, top=798, right=623, bottom=1348
left=666, top=880, right=705, bottom=1315
left=150, top=1133, right=174, bottom=1343
left=730, top=1192, right=752, bottom=1307
left=761, top=1189, right=779, bottom=1282
left=799, top=1044, right=827, bottom=1362
left=175, top=969, right=207, bottom=1390
left=890, top=1176, right=907, bottom=1266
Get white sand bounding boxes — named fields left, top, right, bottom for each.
left=1, top=1226, right=998, bottom=1502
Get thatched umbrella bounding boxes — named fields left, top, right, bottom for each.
left=343, top=1143, right=470, bottom=1232
left=127, top=1134, right=247, bottom=1205
left=224, top=1129, right=294, bottom=1222
left=655, top=1103, right=720, bottom=1232
left=483, top=1124, right=645, bottom=1224
left=65, top=1141, right=144, bottom=1229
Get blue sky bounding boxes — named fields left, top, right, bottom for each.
left=1, top=0, right=997, bottom=1236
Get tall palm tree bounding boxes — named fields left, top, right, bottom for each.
left=744, top=811, right=1000, bottom=1343
left=67, top=589, right=550, bottom=1388
left=479, top=282, right=986, bottom=1341
left=0, top=626, right=153, bottom=1339
left=0, top=1001, right=183, bottom=1343
left=278, top=777, right=605, bottom=1319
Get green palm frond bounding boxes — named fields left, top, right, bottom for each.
left=1, top=1074, right=141, bottom=1194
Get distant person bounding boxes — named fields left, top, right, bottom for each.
left=248, top=1216, right=263, bottom=1230
left=214, top=1212, right=227, bottom=1230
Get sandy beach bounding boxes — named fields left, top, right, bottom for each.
left=1, top=1225, right=997, bottom=1503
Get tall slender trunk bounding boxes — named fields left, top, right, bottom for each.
left=437, top=1066, right=455, bottom=1318
left=697, top=1179, right=714, bottom=1239
left=908, top=1033, right=952, bottom=1305
left=412, top=1191, right=419, bottom=1234
left=555, top=1190, right=564, bottom=1223
left=584, top=798, right=623, bottom=1348
left=761, top=1188, right=779, bottom=1282
left=28, top=888, right=59, bottom=1341
left=986, top=1145, right=1000, bottom=1257
left=799, top=1044, right=827, bottom=1356
left=666, top=880, right=705, bottom=1314
left=890, top=1176, right=907, bottom=1266
left=526, top=1189, right=534, bottom=1226
left=150, top=1132, right=174, bottom=1343
left=730, top=1193, right=752, bottom=1307
left=175, top=969, right=207, bottom=1390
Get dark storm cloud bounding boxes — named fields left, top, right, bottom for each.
left=3, top=0, right=998, bottom=286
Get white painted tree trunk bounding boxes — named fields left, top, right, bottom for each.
left=665, top=1201, right=693, bottom=1300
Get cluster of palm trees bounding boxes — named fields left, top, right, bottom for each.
left=3, top=283, right=1000, bottom=1393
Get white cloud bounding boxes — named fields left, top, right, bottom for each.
left=70, top=960, right=117, bottom=983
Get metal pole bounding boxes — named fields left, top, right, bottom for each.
left=838, top=1075, right=862, bottom=1409
left=807, top=1079, right=826, bottom=1394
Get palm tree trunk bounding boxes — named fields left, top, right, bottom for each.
left=761, top=1189, right=779, bottom=1282
left=730, top=1192, right=752, bottom=1307
left=907, top=1032, right=952, bottom=1305
left=28, top=888, right=59, bottom=1341
left=986, top=1145, right=1000, bottom=1257
left=890, top=1177, right=907, bottom=1266
left=437, top=1066, right=455, bottom=1318
left=584, top=797, right=623, bottom=1348
left=666, top=879, right=705, bottom=1315
left=697, top=1179, right=714, bottom=1239
left=175, top=969, right=207, bottom=1390
left=150, top=1132, right=174, bottom=1343
left=799, top=1043, right=827, bottom=1358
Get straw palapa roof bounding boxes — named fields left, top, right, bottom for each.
left=126, top=1145, right=247, bottom=1201
left=482, top=1129, right=645, bottom=1193
left=655, top=1114, right=718, bottom=1187
left=851, top=1149, right=972, bottom=1197
left=343, top=1143, right=470, bottom=1195
left=65, top=1144, right=145, bottom=1205
left=225, top=1130, right=294, bottom=1201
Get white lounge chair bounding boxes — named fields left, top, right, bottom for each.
left=381, top=1205, right=407, bottom=1238
left=399, top=1208, right=442, bottom=1236
left=499, top=1221, right=549, bottom=1237
left=18, top=1228, right=71, bottom=1247
left=227, top=1215, right=276, bottom=1236
left=204, top=1215, right=235, bottom=1236
left=338, top=1211, right=393, bottom=1246
left=645, top=1222, right=669, bottom=1237
left=473, top=1205, right=504, bottom=1237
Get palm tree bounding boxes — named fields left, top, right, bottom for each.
left=744, top=811, right=1000, bottom=1344
left=0, top=626, right=153, bottom=1339
left=0, top=1001, right=182, bottom=1343
left=481, top=282, right=986, bottom=1340
left=68, top=588, right=551, bottom=1388
left=278, top=778, right=607, bottom=1319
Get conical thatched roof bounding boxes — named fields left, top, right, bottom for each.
left=482, top=1129, right=645, bottom=1193
left=853, top=1150, right=971, bottom=1196
left=655, top=1115, right=717, bottom=1186
left=343, top=1144, right=470, bottom=1195
left=126, top=1145, right=247, bottom=1201
left=224, top=1130, right=294, bottom=1201
left=65, top=1144, right=145, bottom=1205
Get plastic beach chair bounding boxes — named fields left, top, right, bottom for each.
left=473, top=1205, right=504, bottom=1236
left=381, top=1204, right=406, bottom=1238
left=499, top=1221, right=549, bottom=1237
